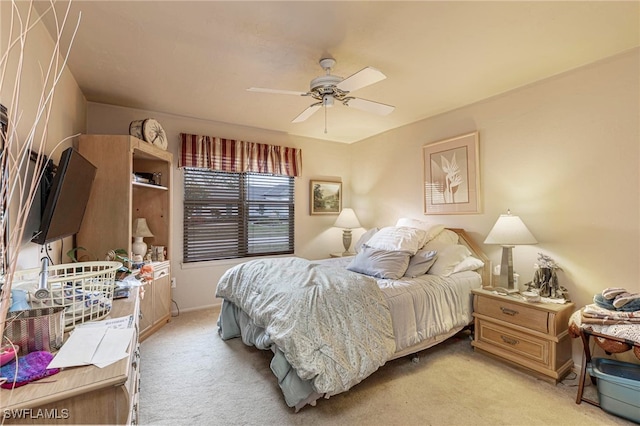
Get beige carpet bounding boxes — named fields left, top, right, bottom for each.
left=139, top=308, right=632, bottom=426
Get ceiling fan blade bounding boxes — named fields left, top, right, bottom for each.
left=247, top=87, right=308, bottom=96
left=337, top=67, right=386, bottom=93
left=344, top=98, right=395, bottom=116
left=292, top=104, right=322, bottom=123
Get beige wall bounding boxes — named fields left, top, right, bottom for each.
left=352, top=49, right=639, bottom=308
left=1, top=2, right=87, bottom=269
left=350, top=49, right=639, bottom=364
left=86, top=103, right=352, bottom=312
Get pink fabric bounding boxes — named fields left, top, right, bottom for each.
left=0, top=351, right=59, bottom=389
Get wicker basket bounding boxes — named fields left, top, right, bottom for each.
left=4, top=306, right=65, bottom=356
left=11, top=261, right=122, bottom=331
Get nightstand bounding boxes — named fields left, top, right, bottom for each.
left=471, top=288, right=575, bottom=383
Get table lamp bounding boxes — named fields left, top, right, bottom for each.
left=132, top=218, right=154, bottom=257
left=333, top=208, right=361, bottom=255
left=484, top=210, right=537, bottom=293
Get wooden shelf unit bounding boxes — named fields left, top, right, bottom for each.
left=76, top=135, right=173, bottom=339
left=76, top=134, right=173, bottom=262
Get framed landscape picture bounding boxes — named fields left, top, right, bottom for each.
left=423, top=131, right=480, bottom=214
left=310, top=180, right=342, bottom=215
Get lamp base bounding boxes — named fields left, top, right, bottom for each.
left=132, top=237, right=147, bottom=258
left=495, top=245, right=520, bottom=293
left=341, top=229, right=353, bottom=255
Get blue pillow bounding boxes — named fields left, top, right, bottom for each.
left=346, top=244, right=411, bottom=279
left=404, top=250, right=438, bottom=278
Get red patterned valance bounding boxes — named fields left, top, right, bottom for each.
left=179, top=133, right=302, bottom=177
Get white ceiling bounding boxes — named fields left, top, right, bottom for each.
left=38, top=1, right=639, bottom=144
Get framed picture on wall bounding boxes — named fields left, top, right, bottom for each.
left=423, top=131, right=480, bottom=214
left=310, top=180, right=342, bottom=215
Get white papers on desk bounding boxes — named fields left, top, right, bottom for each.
left=47, top=316, right=135, bottom=369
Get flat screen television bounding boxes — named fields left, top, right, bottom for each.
left=32, top=147, right=97, bottom=245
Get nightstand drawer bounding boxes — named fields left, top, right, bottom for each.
left=476, top=296, right=549, bottom=333
left=476, top=319, right=550, bottom=365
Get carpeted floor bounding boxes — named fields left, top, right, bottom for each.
left=139, top=307, right=633, bottom=426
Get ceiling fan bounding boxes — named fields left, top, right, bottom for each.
left=247, top=58, right=395, bottom=126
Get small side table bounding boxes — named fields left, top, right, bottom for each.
left=568, top=309, right=640, bottom=406
left=471, top=288, right=575, bottom=383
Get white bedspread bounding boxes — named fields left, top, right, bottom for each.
left=315, top=257, right=480, bottom=352
left=216, top=257, right=396, bottom=396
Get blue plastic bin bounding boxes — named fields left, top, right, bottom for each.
left=587, top=358, right=640, bottom=423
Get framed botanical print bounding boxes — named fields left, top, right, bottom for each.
left=310, top=180, right=342, bottom=215
left=423, top=131, right=480, bottom=214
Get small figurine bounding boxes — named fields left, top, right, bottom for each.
left=526, top=253, right=570, bottom=301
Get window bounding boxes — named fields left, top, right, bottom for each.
left=183, top=168, right=294, bottom=262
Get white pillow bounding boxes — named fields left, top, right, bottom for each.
left=366, top=226, right=427, bottom=255
left=430, top=229, right=459, bottom=245
left=354, top=228, right=379, bottom=253
left=427, top=244, right=472, bottom=276
left=423, top=238, right=453, bottom=252
left=452, top=256, right=485, bottom=274
left=395, top=218, right=445, bottom=244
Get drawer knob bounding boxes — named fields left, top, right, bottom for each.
left=501, top=335, right=519, bottom=346
left=500, top=307, right=519, bottom=316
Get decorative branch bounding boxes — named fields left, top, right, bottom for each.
left=0, top=0, right=80, bottom=345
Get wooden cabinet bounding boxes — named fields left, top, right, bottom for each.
left=76, top=134, right=173, bottom=264
left=471, top=288, right=575, bottom=383
left=140, top=260, right=171, bottom=341
left=76, top=135, right=173, bottom=338
left=1, top=292, right=141, bottom=425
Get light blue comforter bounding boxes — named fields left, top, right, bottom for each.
left=216, top=257, right=396, bottom=399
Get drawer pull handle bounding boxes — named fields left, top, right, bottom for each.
left=500, top=307, right=519, bottom=316
left=501, top=335, right=519, bottom=346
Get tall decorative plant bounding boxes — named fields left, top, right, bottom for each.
left=0, top=1, right=80, bottom=343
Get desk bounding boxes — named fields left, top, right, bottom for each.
left=0, top=291, right=141, bottom=424
left=568, top=309, right=640, bottom=406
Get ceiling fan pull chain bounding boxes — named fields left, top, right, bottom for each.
left=324, top=106, right=328, bottom=134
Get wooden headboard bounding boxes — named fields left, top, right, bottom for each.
left=448, top=228, right=491, bottom=287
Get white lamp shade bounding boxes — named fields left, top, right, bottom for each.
left=132, top=218, right=154, bottom=238
left=334, top=208, right=361, bottom=229
left=484, top=212, right=537, bottom=246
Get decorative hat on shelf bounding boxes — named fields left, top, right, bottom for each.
left=129, top=118, right=168, bottom=150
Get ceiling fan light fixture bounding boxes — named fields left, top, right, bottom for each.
left=322, top=95, right=335, bottom=107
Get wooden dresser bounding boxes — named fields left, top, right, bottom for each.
left=1, top=291, right=141, bottom=425
left=471, top=288, right=575, bottom=383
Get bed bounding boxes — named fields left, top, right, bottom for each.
left=216, top=222, right=490, bottom=411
